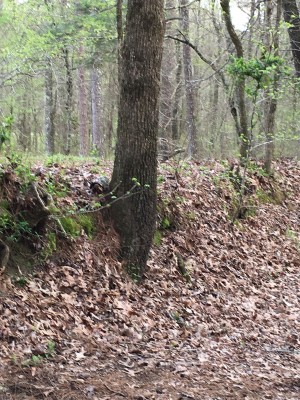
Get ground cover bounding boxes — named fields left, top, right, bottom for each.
left=0, top=158, right=299, bottom=399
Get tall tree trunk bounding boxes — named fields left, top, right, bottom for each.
left=172, top=39, right=183, bottom=141
left=116, top=0, right=123, bottom=86
left=110, top=0, right=165, bottom=280
left=180, top=0, right=199, bottom=158
left=220, top=0, right=249, bottom=162
left=63, top=47, right=73, bottom=155
left=264, top=0, right=282, bottom=173
left=44, top=58, right=55, bottom=155
left=91, top=68, right=104, bottom=157
left=282, top=0, right=300, bottom=77
left=78, top=45, right=89, bottom=157
left=159, top=0, right=177, bottom=157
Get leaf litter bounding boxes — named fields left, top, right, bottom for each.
left=0, top=159, right=299, bottom=399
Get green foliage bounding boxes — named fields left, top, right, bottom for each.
left=45, top=176, right=69, bottom=198
left=228, top=53, right=289, bottom=89
left=0, top=209, right=32, bottom=242
left=6, top=153, right=36, bottom=184
left=20, top=340, right=56, bottom=367
left=0, top=116, right=13, bottom=150
left=12, top=276, right=28, bottom=287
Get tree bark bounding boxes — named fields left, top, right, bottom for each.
left=91, top=68, right=104, bottom=157
left=110, top=0, right=165, bottom=280
left=63, top=47, right=73, bottom=155
left=264, top=0, right=282, bottom=173
left=172, top=39, right=183, bottom=141
left=44, top=57, right=55, bottom=155
left=282, top=0, right=300, bottom=77
left=220, top=0, right=249, bottom=162
left=78, top=45, right=89, bottom=157
left=180, top=0, right=198, bottom=158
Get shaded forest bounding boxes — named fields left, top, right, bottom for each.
left=0, top=1, right=300, bottom=399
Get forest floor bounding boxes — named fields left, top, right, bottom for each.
left=0, top=158, right=299, bottom=400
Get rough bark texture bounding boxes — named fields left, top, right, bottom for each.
left=63, top=47, right=73, bottom=155
left=172, top=39, right=183, bottom=141
left=282, top=0, right=300, bottom=77
left=78, top=45, right=89, bottom=157
left=44, top=58, right=55, bottom=155
left=180, top=0, right=198, bottom=158
left=110, top=0, right=165, bottom=280
left=91, top=68, right=104, bottom=157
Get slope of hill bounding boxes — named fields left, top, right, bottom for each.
left=0, top=159, right=299, bottom=399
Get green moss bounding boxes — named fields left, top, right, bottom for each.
left=76, top=214, right=94, bottom=237
left=59, top=216, right=81, bottom=237
left=186, top=211, right=196, bottom=221
left=256, top=189, right=274, bottom=204
left=256, top=187, right=286, bottom=205
left=59, top=214, right=95, bottom=238
left=0, top=199, right=9, bottom=209
left=161, top=217, right=171, bottom=229
left=153, top=230, right=162, bottom=246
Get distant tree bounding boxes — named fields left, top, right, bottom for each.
left=110, top=0, right=165, bottom=281
left=220, top=0, right=249, bottom=162
left=282, top=0, right=300, bottom=77
left=180, top=0, right=199, bottom=158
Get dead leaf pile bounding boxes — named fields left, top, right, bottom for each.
left=0, top=159, right=299, bottom=399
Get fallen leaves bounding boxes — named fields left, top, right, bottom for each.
left=0, top=159, right=299, bottom=399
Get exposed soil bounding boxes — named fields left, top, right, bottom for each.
left=0, top=159, right=299, bottom=400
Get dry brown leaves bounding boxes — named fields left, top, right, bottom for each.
left=0, top=159, right=299, bottom=399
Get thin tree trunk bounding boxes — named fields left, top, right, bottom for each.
left=180, top=0, right=198, bottom=158
left=159, top=0, right=177, bottom=157
left=116, top=0, right=123, bottom=86
left=172, top=39, right=183, bottom=141
left=110, top=0, right=165, bottom=280
left=91, top=68, right=104, bottom=157
left=44, top=57, right=55, bottom=155
left=78, top=45, right=89, bottom=157
left=63, top=47, right=73, bottom=155
left=264, top=0, right=282, bottom=173
left=220, top=0, right=249, bottom=162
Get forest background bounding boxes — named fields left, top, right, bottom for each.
left=0, top=0, right=299, bottom=164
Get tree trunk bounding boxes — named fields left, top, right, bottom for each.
left=91, top=68, right=104, bottom=157
left=282, top=0, right=300, bottom=77
left=172, top=39, right=183, bottom=141
left=159, top=0, right=176, bottom=142
left=180, top=0, right=198, bottom=158
left=264, top=0, right=282, bottom=173
left=78, top=45, right=89, bottom=157
left=110, top=0, right=165, bottom=281
left=44, top=57, right=55, bottom=155
left=63, top=47, right=73, bottom=155
left=220, top=0, right=249, bottom=162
